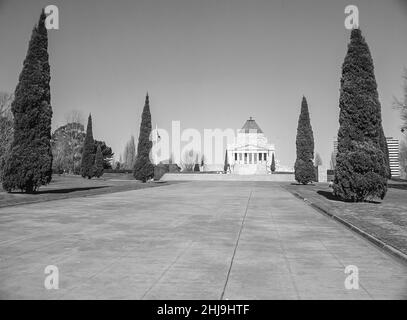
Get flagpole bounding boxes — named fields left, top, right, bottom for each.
left=154, top=124, right=158, bottom=165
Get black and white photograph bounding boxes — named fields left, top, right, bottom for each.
left=0, top=0, right=407, bottom=307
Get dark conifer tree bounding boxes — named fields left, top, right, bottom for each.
left=294, top=96, right=315, bottom=184
left=193, top=154, right=200, bottom=172
left=94, top=140, right=114, bottom=169
left=2, top=11, right=53, bottom=193
left=81, top=114, right=95, bottom=179
left=270, top=153, right=276, bottom=173
left=333, top=29, right=388, bottom=201
left=94, top=144, right=104, bottom=178
left=224, top=150, right=229, bottom=173
left=133, top=93, right=154, bottom=182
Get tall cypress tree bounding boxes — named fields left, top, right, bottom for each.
left=81, top=114, right=95, bottom=179
left=94, top=144, right=104, bottom=178
left=270, top=153, right=276, bottom=173
left=294, top=96, right=315, bottom=184
left=224, top=150, right=229, bottom=173
left=133, top=93, right=154, bottom=182
left=333, top=29, right=388, bottom=201
left=2, top=11, right=53, bottom=193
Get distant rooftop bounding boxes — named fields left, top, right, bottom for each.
left=240, top=117, right=263, bottom=133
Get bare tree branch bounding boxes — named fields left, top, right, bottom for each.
left=393, top=68, right=407, bottom=131
left=64, top=109, right=85, bottom=125
left=0, top=92, right=13, bottom=118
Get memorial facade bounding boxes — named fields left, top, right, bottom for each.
left=227, top=117, right=275, bottom=174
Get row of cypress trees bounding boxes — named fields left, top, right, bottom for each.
left=2, top=10, right=392, bottom=199
left=1, top=10, right=155, bottom=192
left=294, top=28, right=390, bottom=202
left=1, top=11, right=108, bottom=193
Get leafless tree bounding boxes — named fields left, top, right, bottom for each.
left=181, top=149, right=197, bottom=172
left=330, top=151, right=336, bottom=170
left=400, top=140, right=407, bottom=179
left=393, top=68, right=407, bottom=132
left=123, top=136, right=136, bottom=169
left=51, top=122, right=85, bottom=174
left=64, top=109, right=85, bottom=125
left=0, top=92, right=14, bottom=177
left=314, top=153, right=322, bottom=167
left=393, top=69, right=407, bottom=176
left=0, top=92, right=13, bottom=118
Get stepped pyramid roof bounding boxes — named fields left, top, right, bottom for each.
left=240, top=117, right=263, bottom=133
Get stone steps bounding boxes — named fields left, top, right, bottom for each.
left=232, top=163, right=269, bottom=175
left=160, top=173, right=295, bottom=182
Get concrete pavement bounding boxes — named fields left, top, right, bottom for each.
left=0, top=181, right=406, bottom=299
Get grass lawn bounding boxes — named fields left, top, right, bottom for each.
left=0, top=174, right=176, bottom=208
left=284, top=181, right=407, bottom=256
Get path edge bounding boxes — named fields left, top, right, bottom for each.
left=285, top=187, right=407, bottom=265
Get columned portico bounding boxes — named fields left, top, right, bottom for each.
left=232, top=151, right=269, bottom=164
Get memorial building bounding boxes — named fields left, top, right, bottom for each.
left=227, top=117, right=275, bottom=174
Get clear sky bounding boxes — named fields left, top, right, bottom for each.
left=1, top=0, right=406, bottom=167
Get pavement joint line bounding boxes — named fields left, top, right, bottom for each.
left=58, top=254, right=131, bottom=300
left=58, top=238, right=180, bottom=300
left=140, top=240, right=194, bottom=300
left=0, top=231, right=46, bottom=247
left=304, top=214, right=374, bottom=299
left=285, top=187, right=407, bottom=266
left=0, top=182, right=175, bottom=210
left=220, top=190, right=252, bottom=300
left=268, top=196, right=301, bottom=300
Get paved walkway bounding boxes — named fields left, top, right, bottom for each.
left=0, top=182, right=406, bottom=299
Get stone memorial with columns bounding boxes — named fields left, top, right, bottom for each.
left=227, top=117, right=276, bottom=175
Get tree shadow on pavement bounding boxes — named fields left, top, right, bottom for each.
left=35, top=186, right=107, bottom=194
left=7, top=186, right=108, bottom=195
left=317, top=190, right=381, bottom=204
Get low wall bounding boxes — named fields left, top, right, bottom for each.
left=160, top=173, right=295, bottom=182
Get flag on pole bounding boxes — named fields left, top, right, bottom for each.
left=156, top=124, right=161, bottom=142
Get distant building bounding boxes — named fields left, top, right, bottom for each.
left=386, top=137, right=400, bottom=177
left=332, top=137, right=338, bottom=168
left=332, top=137, right=400, bottom=177
left=227, top=117, right=275, bottom=174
